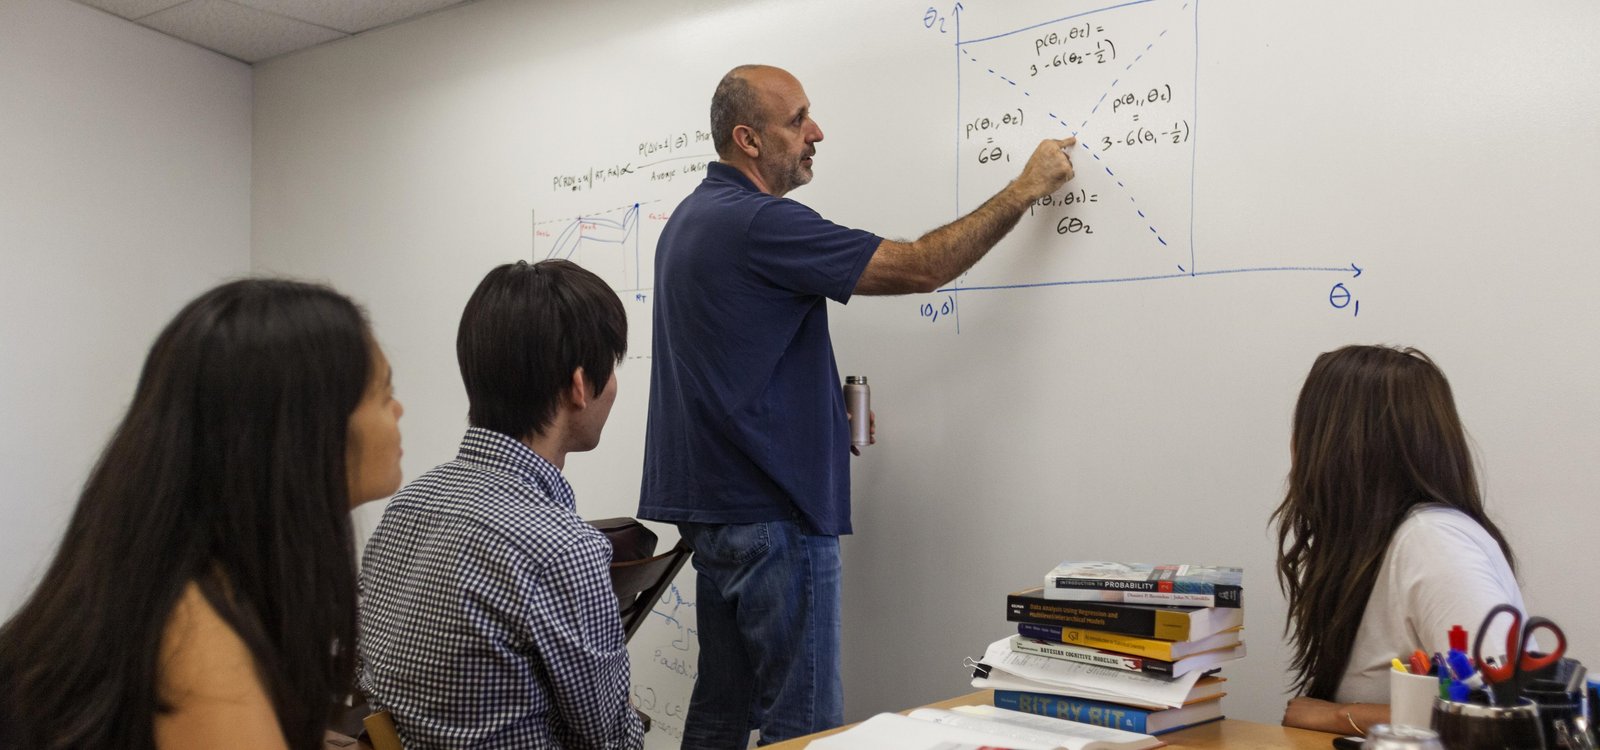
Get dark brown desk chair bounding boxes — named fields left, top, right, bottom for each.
left=360, top=711, right=401, bottom=750
left=589, top=517, right=692, bottom=736
left=587, top=517, right=693, bottom=642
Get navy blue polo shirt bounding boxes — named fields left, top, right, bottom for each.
left=639, top=162, right=880, bottom=536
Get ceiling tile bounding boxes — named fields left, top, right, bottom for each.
left=139, top=0, right=346, bottom=63
left=70, top=0, right=189, bottom=20
left=232, top=0, right=471, bottom=34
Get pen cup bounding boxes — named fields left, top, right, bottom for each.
left=1391, top=669, right=1441, bottom=730
left=1524, top=678, right=1588, bottom=749
left=1432, top=697, right=1544, bottom=750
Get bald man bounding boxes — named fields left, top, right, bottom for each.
left=639, top=64, right=1076, bottom=747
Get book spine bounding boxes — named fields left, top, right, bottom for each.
left=1006, top=592, right=1172, bottom=638
left=1127, top=590, right=1242, bottom=608
left=1015, top=621, right=1174, bottom=660
left=992, top=690, right=1152, bottom=734
left=1010, top=638, right=1144, bottom=672
left=1050, top=579, right=1244, bottom=608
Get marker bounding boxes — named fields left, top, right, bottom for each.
left=1410, top=650, right=1432, bottom=676
left=1447, top=650, right=1477, bottom=684
left=1393, top=658, right=1409, bottom=673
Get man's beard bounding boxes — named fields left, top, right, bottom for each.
left=761, top=151, right=812, bottom=195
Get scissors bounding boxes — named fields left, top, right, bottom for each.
left=1472, top=603, right=1568, bottom=700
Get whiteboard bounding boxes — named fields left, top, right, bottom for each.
left=251, top=0, right=1600, bottom=744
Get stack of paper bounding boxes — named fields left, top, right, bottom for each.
left=972, top=638, right=1218, bottom=709
left=809, top=706, right=1162, bottom=750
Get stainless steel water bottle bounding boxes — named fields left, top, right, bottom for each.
left=844, top=375, right=870, bottom=449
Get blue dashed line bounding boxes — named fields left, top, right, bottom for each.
left=1105, top=167, right=1114, bottom=176
left=1149, top=226, right=1158, bottom=234
left=1117, top=181, right=1125, bottom=187
left=1158, top=237, right=1168, bottom=246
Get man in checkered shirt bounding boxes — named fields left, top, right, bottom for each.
left=358, top=260, right=644, bottom=749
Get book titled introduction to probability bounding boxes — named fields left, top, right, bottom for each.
left=1043, top=561, right=1243, bottom=608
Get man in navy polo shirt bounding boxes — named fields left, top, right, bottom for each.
left=639, top=64, right=1076, bottom=747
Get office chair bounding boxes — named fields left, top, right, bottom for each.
left=587, top=517, right=693, bottom=642
left=361, top=709, right=401, bottom=750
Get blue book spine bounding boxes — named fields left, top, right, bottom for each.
left=992, top=689, right=1154, bottom=734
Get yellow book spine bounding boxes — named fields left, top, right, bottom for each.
left=1055, top=627, right=1175, bottom=660
left=1150, top=610, right=1190, bottom=641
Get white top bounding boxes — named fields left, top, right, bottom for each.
left=1336, top=504, right=1524, bottom=704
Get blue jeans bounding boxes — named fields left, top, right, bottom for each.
left=677, top=520, right=843, bottom=748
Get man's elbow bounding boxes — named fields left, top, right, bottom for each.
left=906, top=271, right=944, bottom=294
left=899, top=247, right=946, bottom=293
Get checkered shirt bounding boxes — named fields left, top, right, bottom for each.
left=357, top=428, right=644, bottom=749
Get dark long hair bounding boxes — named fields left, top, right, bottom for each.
left=1272, top=345, right=1516, bottom=699
left=0, top=279, right=372, bottom=749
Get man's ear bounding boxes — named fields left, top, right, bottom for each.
left=567, top=367, right=590, bottom=410
left=732, top=124, right=761, bottom=159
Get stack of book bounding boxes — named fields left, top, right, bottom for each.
left=971, top=561, right=1246, bottom=735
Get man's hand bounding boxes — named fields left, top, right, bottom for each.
left=1014, top=137, right=1077, bottom=200
left=848, top=409, right=876, bottom=456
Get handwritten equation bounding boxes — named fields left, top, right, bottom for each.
left=630, top=581, right=699, bottom=746
left=912, top=0, right=1367, bottom=322
left=550, top=128, right=715, bottom=192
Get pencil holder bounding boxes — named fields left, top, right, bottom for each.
left=1432, top=697, right=1544, bottom=750
left=1391, top=669, right=1442, bottom=729
left=1523, top=678, right=1588, bottom=750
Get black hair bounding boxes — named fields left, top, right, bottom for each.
left=0, top=278, right=372, bottom=749
left=457, top=259, right=627, bottom=439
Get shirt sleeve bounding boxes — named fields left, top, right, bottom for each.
left=745, top=198, right=881, bottom=303
left=1391, top=512, right=1525, bottom=660
left=520, top=528, right=646, bottom=750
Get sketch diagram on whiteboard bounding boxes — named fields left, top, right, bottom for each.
left=924, top=0, right=1365, bottom=324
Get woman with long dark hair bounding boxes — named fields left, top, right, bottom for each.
left=1274, top=345, right=1523, bottom=735
left=0, top=279, right=403, bottom=749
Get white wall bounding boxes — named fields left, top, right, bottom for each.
left=249, top=0, right=1600, bottom=740
left=0, top=0, right=252, bottom=614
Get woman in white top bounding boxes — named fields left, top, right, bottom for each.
left=1274, top=345, right=1523, bottom=735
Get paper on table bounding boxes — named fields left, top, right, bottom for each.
left=806, top=712, right=1058, bottom=750
left=974, top=637, right=1203, bottom=708
left=915, top=706, right=1162, bottom=750
left=974, top=670, right=1176, bottom=711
